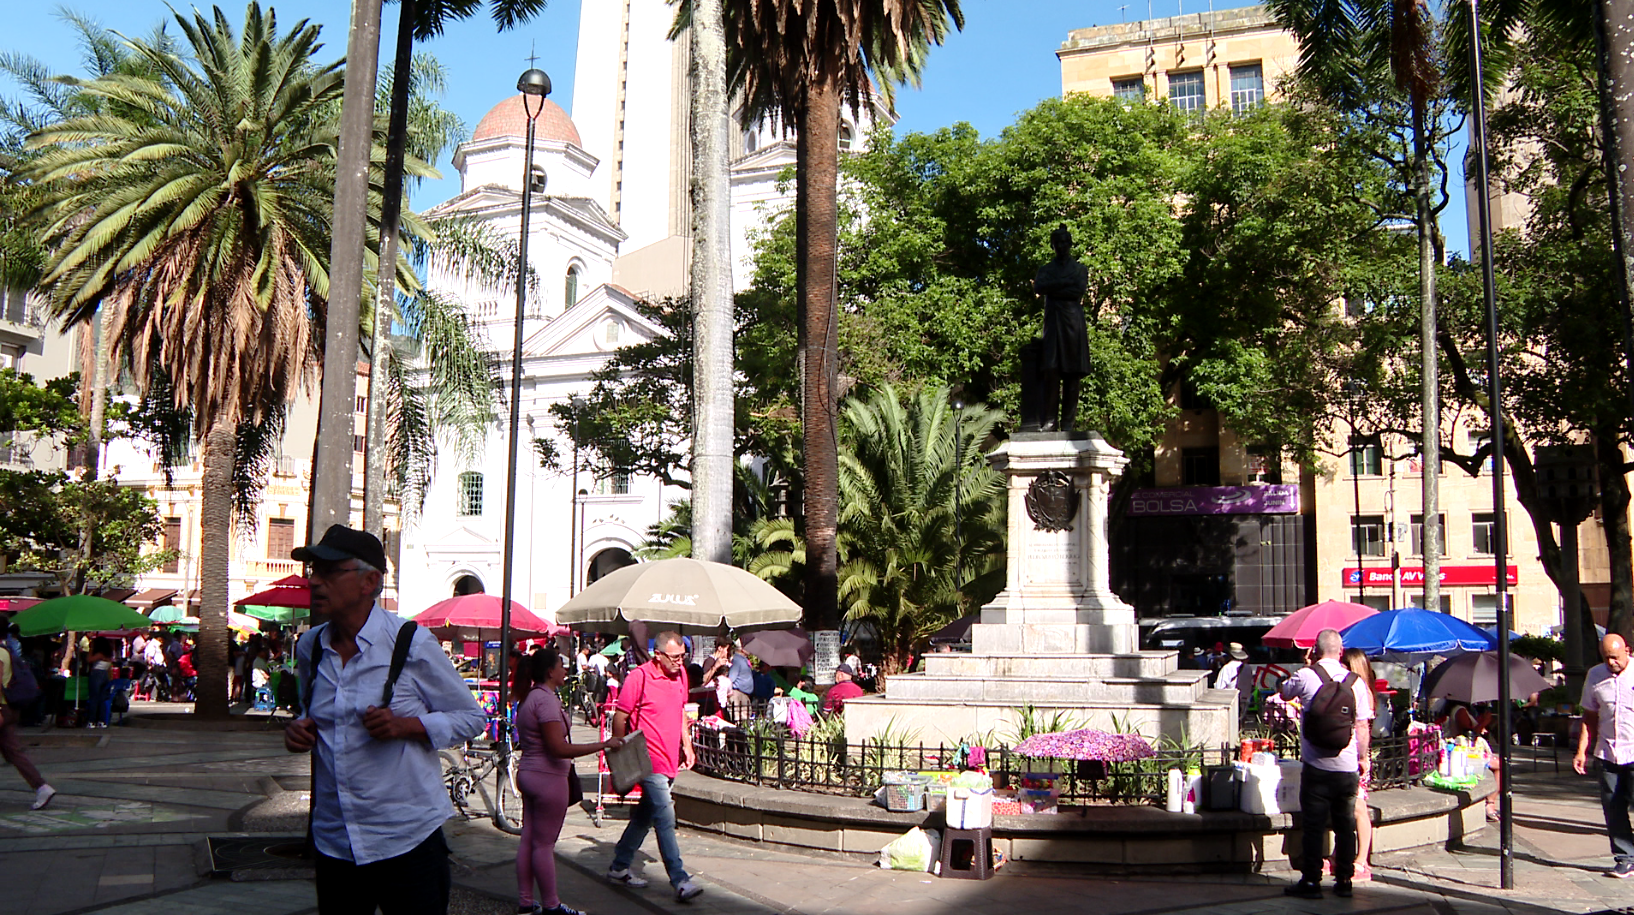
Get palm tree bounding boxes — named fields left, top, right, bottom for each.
left=23, top=5, right=345, bottom=718
left=1266, top=0, right=1447, bottom=614
left=752, top=385, right=1005, bottom=674
left=681, top=0, right=964, bottom=632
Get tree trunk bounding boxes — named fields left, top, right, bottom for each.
left=362, top=0, right=415, bottom=539
left=1595, top=0, right=1634, bottom=437
left=798, top=78, right=842, bottom=631
left=76, top=309, right=110, bottom=594
left=688, top=0, right=734, bottom=566
left=312, top=0, right=383, bottom=538
left=194, top=420, right=237, bottom=719
left=1598, top=432, right=1634, bottom=639
left=1413, top=100, right=1442, bottom=614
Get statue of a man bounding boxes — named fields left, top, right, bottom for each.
left=1032, top=224, right=1091, bottom=431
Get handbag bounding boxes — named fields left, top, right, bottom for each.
left=558, top=696, right=585, bottom=806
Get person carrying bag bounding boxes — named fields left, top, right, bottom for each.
left=515, top=649, right=623, bottom=915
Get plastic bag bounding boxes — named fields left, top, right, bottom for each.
left=784, top=697, right=814, bottom=736
left=878, top=826, right=937, bottom=871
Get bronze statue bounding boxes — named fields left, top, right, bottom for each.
left=1026, top=224, right=1091, bottom=432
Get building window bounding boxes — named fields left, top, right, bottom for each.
left=1472, top=512, right=1507, bottom=555
left=529, top=166, right=547, bottom=194
left=1470, top=593, right=1510, bottom=625
left=839, top=123, right=854, bottom=151
left=611, top=472, right=629, bottom=495
left=1179, top=380, right=1213, bottom=411
left=267, top=518, right=295, bottom=559
left=1349, top=436, right=1382, bottom=476
left=1168, top=70, right=1205, bottom=113
left=564, top=265, right=581, bottom=310
left=1112, top=76, right=1145, bottom=102
left=355, top=395, right=367, bottom=414
left=1181, top=447, right=1220, bottom=486
left=1408, top=593, right=1453, bottom=613
left=1246, top=446, right=1282, bottom=484
left=1229, top=63, right=1264, bottom=113
left=457, top=472, right=484, bottom=517
left=1351, top=514, right=1386, bottom=558
left=0, top=343, right=20, bottom=371
left=353, top=434, right=365, bottom=454
left=1467, top=429, right=1494, bottom=473
left=162, top=517, right=181, bottom=574
left=1410, top=513, right=1445, bottom=556
left=743, top=129, right=758, bottom=155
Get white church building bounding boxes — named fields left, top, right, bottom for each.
left=396, top=0, right=890, bottom=617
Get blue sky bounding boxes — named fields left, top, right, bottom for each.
left=4, top=0, right=1469, bottom=257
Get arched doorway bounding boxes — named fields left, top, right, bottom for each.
left=586, top=548, right=636, bottom=586
left=452, top=574, right=484, bottom=596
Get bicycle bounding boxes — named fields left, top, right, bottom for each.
left=440, top=723, right=524, bottom=835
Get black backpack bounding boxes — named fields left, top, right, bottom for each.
left=1303, top=665, right=1359, bottom=754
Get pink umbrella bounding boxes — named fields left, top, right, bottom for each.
left=0, top=597, right=41, bottom=613
left=1263, top=599, right=1379, bottom=649
left=413, top=594, right=561, bottom=640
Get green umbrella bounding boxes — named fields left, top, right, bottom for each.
left=147, top=605, right=191, bottom=624
left=11, top=595, right=152, bottom=637
left=239, top=604, right=309, bottom=623
left=599, top=642, right=626, bottom=657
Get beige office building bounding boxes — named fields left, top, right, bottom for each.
left=1058, top=6, right=1301, bottom=110
left=1060, top=6, right=1588, bottom=639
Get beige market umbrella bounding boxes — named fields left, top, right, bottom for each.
left=555, top=558, right=802, bottom=634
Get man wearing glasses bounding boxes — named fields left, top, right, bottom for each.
left=283, top=525, right=485, bottom=915
left=605, top=630, right=703, bottom=902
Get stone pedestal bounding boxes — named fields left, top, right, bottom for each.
left=844, top=432, right=1238, bottom=750
left=970, top=432, right=1137, bottom=656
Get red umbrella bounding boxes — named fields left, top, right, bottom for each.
left=235, top=580, right=311, bottom=609
left=413, top=594, right=561, bottom=640
left=0, top=597, right=41, bottom=613
left=1263, top=599, right=1378, bottom=649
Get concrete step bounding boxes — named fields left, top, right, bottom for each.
left=921, top=651, right=1182, bottom=680
left=843, top=691, right=1239, bottom=748
left=882, top=670, right=1213, bottom=705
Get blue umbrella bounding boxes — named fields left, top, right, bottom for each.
left=1339, top=607, right=1496, bottom=660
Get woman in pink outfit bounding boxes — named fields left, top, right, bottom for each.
left=515, top=649, right=622, bottom=915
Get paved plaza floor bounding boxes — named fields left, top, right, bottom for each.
left=0, top=706, right=1628, bottom=915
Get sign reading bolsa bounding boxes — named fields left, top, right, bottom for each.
left=1127, top=484, right=1300, bottom=516
left=1342, top=565, right=1518, bottom=587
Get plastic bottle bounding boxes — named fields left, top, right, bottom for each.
left=1183, top=766, right=1201, bottom=814
left=1166, top=768, right=1184, bottom=812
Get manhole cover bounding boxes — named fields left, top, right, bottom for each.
left=206, top=836, right=309, bottom=874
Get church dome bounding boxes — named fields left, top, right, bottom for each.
left=471, top=95, right=582, bottom=147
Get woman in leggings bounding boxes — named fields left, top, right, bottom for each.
left=515, top=649, right=622, bottom=915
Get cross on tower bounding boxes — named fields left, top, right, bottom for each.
left=526, top=41, right=538, bottom=69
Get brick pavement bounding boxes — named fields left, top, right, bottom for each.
left=0, top=711, right=1627, bottom=915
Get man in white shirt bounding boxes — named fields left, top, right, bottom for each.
left=1279, top=628, right=1373, bottom=899
left=284, top=526, right=485, bottom=915
left=1577, top=633, right=1634, bottom=877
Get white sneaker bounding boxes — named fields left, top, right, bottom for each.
left=605, top=868, right=648, bottom=888
left=32, top=785, right=56, bottom=810
left=675, top=878, right=703, bottom=902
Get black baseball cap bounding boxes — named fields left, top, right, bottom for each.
left=834, top=663, right=856, bottom=677
left=292, top=524, right=387, bottom=572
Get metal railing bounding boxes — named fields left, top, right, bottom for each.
left=692, top=719, right=1443, bottom=806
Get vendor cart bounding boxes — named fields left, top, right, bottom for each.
left=585, top=683, right=641, bottom=827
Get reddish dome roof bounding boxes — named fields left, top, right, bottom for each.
left=471, top=95, right=581, bottom=147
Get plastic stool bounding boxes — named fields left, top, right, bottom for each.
left=937, top=826, right=994, bottom=880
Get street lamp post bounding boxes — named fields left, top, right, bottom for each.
left=497, top=68, right=552, bottom=731
left=1465, top=1, right=1514, bottom=888
left=567, top=394, right=584, bottom=596
left=1346, top=380, right=1367, bottom=604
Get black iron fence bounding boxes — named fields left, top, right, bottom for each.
left=691, top=719, right=1444, bottom=806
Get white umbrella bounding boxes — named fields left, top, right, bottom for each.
left=555, top=558, right=802, bottom=634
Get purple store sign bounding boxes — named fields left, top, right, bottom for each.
left=1127, top=484, right=1300, bottom=516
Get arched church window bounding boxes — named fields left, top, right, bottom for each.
left=529, top=166, right=547, bottom=194
left=839, top=123, right=854, bottom=151
left=564, top=264, right=581, bottom=309
left=457, top=472, right=483, bottom=516
left=743, top=129, right=758, bottom=155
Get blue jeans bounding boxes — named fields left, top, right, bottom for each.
left=87, top=669, right=110, bottom=725
left=610, top=773, right=689, bottom=888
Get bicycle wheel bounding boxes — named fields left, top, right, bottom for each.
left=492, top=758, right=524, bottom=834
left=441, top=750, right=475, bottom=814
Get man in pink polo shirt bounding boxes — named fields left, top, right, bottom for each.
left=1578, top=633, right=1634, bottom=878
left=606, top=630, right=701, bottom=902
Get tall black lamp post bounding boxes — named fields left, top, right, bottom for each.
left=1465, top=0, right=1515, bottom=888
left=498, top=67, right=551, bottom=729
left=1345, top=379, right=1368, bottom=603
